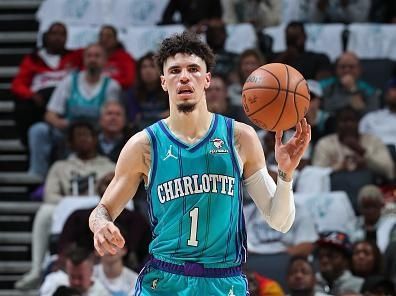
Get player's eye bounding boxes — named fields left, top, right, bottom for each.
left=189, top=67, right=199, bottom=72
left=169, top=68, right=180, bottom=74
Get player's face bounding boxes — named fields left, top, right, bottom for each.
left=161, top=53, right=211, bottom=113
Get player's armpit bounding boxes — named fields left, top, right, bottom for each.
left=99, top=131, right=150, bottom=220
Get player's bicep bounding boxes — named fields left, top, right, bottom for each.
left=235, top=122, right=267, bottom=179
left=100, top=132, right=148, bottom=219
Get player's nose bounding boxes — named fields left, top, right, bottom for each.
left=179, top=69, right=190, bottom=82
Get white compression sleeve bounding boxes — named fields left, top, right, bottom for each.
left=244, top=168, right=295, bottom=233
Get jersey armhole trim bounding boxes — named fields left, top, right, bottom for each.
left=226, top=117, right=243, bottom=178
left=145, top=127, right=157, bottom=190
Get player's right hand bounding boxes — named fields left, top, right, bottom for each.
left=93, top=221, right=125, bottom=256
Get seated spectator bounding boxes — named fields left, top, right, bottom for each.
left=351, top=185, right=396, bottom=249
left=53, top=286, right=82, bottom=296
left=384, top=241, right=396, bottom=285
left=270, top=21, right=331, bottom=80
left=228, top=49, right=266, bottom=106
left=40, top=246, right=109, bottom=296
left=286, top=256, right=330, bottom=296
left=93, top=227, right=138, bottom=296
left=15, top=122, right=115, bottom=290
left=57, top=172, right=150, bottom=273
left=206, top=74, right=249, bottom=124
left=11, top=22, right=81, bottom=145
left=308, top=0, right=370, bottom=23
left=315, top=231, right=364, bottom=295
left=351, top=240, right=383, bottom=279
left=159, top=0, right=222, bottom=31
left=312, top=107, right=394, bottom=181
left=99, top=25, right=136, bottom=90
left=359, top=78, right=396, bottom=162
left=245, top=269, right=284, bottom=296
left=235, top=0, right=281, bottom=30
left=124, top=52, right=168, bottom=129
left=361, top=276, right=396, bottom=296
left=245, top=202, right=318, bottom=289
left=320, top=52, right=380, bottom=115
left=369, top=0, right=396, bottom=23
left=306, top=79, right=330, bottom=146
left=98, top=100, right=133, bottom=162
left=27, top=43, right=120, bottom=179
left=205, top=20, right=238, bottom=80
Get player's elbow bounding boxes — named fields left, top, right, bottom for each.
left=267, top=208, right=295, bottom=233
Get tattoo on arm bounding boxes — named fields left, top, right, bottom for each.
left=90, top=204, right=113, bottom=233
left=278, top=169, right=292, bottom=182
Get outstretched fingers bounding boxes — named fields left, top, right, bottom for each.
left=275, top=130, right=283, bottom=147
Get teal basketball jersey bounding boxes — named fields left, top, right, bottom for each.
left=145, top=113, right=247, bottom=267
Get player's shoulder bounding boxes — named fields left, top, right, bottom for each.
left=120, top=130, right=150, bottom=156
left=234, top=121, right=258, bottom=139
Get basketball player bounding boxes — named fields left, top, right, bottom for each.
left=89, top=32, right=311, bottom=295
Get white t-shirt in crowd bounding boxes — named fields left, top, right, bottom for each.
left=244, top=203, right=318, bottom=254
left=40, top=270, right=110, bottom=296
left=94, top=264, right=138, bottom=296
left=359, top=108, right=396, bottom=148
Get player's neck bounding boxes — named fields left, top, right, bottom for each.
left=166, top=105, right=213, bottom=143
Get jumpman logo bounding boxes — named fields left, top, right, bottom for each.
left=227, top=286, right=235, bottom=296
left=163, top=145, right=178, bottom=160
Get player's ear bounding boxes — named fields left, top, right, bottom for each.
left=160, top=75, right=167, bottom=92
left=204, top=72, right=211, bottom=90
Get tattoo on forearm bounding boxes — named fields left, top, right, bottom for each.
left=91, top=204, right=112, bottom=233
left=278, top=169, right=292, bottom=182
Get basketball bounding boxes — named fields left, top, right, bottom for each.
left=242, top=63, right=310, bottom=131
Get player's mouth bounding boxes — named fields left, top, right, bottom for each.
left=177, top=87, right=194, bottom=98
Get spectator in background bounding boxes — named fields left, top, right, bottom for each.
left=124, top=52, right=168, bottom=129
left=11, top=22, right=81, bottom=145
left=93, top=226, right=138, bottom=296
left=359, top=78, right=396, bottom=162
left=40, top=246, right=109, bottom=296
left=351, top=240, right=383, bottom=279
left=360, top=276, right=396, bottom=296
left=351, top=185, right=396, bottom=252
left=384, top=241, right=396, bottom=285
left=235, top=0, right=281, bottom=30
left=27, top=43, right=120, bottom=179
left=315, top=231, right=364, bottom=294
left=98, top=25, right=136, bottom=90
left=228, top=49, right=266, bottom=106
left=271, top=21, right=332, bottom=80
left=206, top=74, right=249, bottom=124
left=308, top=0, right=371, bottom=23
left=98, top=100, right=133, bottom=163
left=286, top=256, right=330, bottom=296
left=205, top=20, right=238, bottom=81
left=15, top=122, right=115, bottom=290
left=306, top=79, right=330, bottom=146
left=160, top=0, right=222, bottom=32
left=57, top=172, right=151, bottom=273
left=320, top=52, right=380, bottom=115
left=312, top=107, right=394, bottom=182
left=369, top=0, right=396, bottom=23
left=245, top=203, right=318, bottom=289
left=244, top=269, right=285, bottom=296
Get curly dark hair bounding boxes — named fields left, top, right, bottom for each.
left=155, top=31, right=215, bottom=74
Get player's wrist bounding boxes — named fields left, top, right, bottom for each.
left=277, top=168, right=293, bottom=182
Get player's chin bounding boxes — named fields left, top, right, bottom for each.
left=176, top=102, right=196, bottom=114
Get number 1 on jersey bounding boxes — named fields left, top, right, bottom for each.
left=187, top=207, right=199, bottom=247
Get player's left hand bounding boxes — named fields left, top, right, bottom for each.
left=274, top=118, right=311, bottom=177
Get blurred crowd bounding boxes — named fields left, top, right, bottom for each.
left=8, top=0, right=396, bottom=295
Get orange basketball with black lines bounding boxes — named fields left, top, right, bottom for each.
left=242, top=63, right=310, bottom=131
